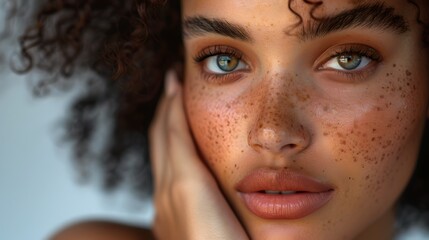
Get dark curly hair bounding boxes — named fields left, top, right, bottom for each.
left=13, top=0, right=429, bottom=230
left=16, top=0, right=182, bottom=197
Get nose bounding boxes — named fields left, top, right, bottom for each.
left=248, top=84, right=310, bottom=156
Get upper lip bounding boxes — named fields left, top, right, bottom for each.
left=235, top=168, right=333, bottom=193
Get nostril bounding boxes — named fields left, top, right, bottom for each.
left=283, top=143, right=298, bottom=150
left=249, top=142, right=264, bottom=151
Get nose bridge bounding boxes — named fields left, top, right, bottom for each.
left=248, top=74, right=309, bottom=155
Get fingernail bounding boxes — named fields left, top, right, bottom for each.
left=165, top=70, right=178, bottom=96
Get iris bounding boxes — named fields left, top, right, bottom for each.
left=338, top=54, right=362, bottom=70
left=217, top=55, right=239, bottom=72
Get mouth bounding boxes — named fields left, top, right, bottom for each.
left=263, top=190, right=298, bottom=194
left=236, top=169, right=334, bottom=219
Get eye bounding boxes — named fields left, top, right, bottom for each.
left=193, top=45, right=249, bottom=76
left=205, top=54, right=248, bottom=74
left=323, top=53, right=371, bottom=71
left=319, top=45, right=381, bottom=73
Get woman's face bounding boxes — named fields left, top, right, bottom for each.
left=182, top=0, right=429, bottom=239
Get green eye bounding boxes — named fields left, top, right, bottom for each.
left=204, top=53, right=247, bottom=75
left=322, top=52, right=371, bottom=72
left=217, top=55, right=239, bottom=72
left=338, top=54, right=362, bottom=70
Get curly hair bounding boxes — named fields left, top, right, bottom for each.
left=16, top=0, right=182, bottom=197
left=14, top=0, right=429, bottom=229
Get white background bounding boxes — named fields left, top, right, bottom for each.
left=0, top=2, right=152, bottom=239
left=0, top=64, right=153, bottom=240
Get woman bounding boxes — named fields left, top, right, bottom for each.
left=17, top=0, right=429, bottom=239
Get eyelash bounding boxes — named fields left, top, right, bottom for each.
left=319, top=44, right=382, bottom=81
left=193, top=44, right=382, bottom=83
left=193, top=45, right=247, bottom=83
left=194, top=45, right=243, bottom=62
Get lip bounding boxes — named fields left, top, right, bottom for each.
left=235, top=168, right=334, bottom=219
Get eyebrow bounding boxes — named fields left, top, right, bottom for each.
left=298, top=3, right=409, bottom=40
left=182, top=3, right=409, bottom=42
left=183, top=16, right=252, bottom=42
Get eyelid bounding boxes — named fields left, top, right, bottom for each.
left=193, top=45, right=251, bottom=84
left=316, top=44, right=382, bottom=71
left=314, top=44, right=383, bottom=83
left=193, top=45, right=244, bottom=63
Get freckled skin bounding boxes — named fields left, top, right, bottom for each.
left=182, top=0, right=429, bottom=239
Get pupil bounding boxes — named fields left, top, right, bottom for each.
left=217, top=55, right=238, bottom=72
left=338, top=54, right=362, bottom=70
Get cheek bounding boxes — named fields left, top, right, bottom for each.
left=184, top=77, right=250, bottom=177
left=320, top=67, right=427, bottom=205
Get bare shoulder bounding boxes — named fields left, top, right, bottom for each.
left=49, top=220, right=154, bottom=240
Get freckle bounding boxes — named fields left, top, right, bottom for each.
left=393, top=64, right=396, bottom=68
left=323, top=105, right=329, bottom=112
left=244, top=115, right=248, bottom=119
left=406, top=70, right=412, bottom=76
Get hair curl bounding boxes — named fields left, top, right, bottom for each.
left=17, top=0, right=182, bottom=196
left=14, top=0, right=429, bottom=230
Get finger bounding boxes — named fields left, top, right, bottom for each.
left=166, top=89, right=209, bottom=177
left=149, top=95, right=168, bottom=189
left=150, top=70, right=180, bottom=188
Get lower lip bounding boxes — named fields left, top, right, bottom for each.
left=240, top=191, right=333, bottom=219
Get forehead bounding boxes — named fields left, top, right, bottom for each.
left=303, top=0, right=415, bottom=17
left=182, top=0, right=422, bottom=43
left=182, top=0, right=412, bottom=19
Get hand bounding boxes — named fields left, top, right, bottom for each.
left=149, top=71, right=249, bottom=240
